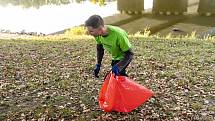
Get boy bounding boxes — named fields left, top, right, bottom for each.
left=85, top=15, right=133, bottom=77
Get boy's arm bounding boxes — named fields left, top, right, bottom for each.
left=97, top=44, right=104, bottom=65
left=117, top=48, right=134, bottom=71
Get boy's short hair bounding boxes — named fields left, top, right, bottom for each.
left=85, top=15, right=104, bottom=28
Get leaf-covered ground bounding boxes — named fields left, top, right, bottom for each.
left=0, top=37, right=214, bottom=120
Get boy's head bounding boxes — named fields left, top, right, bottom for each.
left=85, top=15, right=105, bottom=37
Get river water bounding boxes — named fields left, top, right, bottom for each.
left=0, top=1, right=153, bottom=34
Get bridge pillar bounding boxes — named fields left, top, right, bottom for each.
left=198, top=0, right=215, bottom=16
left=117, top=0, right=144, bottom=14
left=152, top=0, right=188, bottom=15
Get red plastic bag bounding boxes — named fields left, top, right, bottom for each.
left=99, top=73, right=154, bottom=112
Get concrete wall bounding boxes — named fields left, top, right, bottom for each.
left=152, top=0, right=188, bottom=14
left=117, top=0, right=144, bottom=14
left=117, top=0, right=215, bottom=15
left=198, top=0, right=215, bottom=14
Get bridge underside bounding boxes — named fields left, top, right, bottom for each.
left=117, top=0, right=215, bottom=16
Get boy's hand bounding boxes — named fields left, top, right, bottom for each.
left=94, top=64, right=101, bottom=78
left=112, top=65, right=119, bottom=75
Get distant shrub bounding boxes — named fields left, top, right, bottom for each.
left=132, top=27, right=151, bottom=38
left=65, top=26, right=87, bottom=36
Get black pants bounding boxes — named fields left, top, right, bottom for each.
left=111, top=60, right=129, bottom=77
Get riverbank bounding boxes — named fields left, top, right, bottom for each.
left=0, top=0, right=214, bottom=39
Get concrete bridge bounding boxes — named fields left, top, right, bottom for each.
left=117, top=0, right=215, bottom=16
